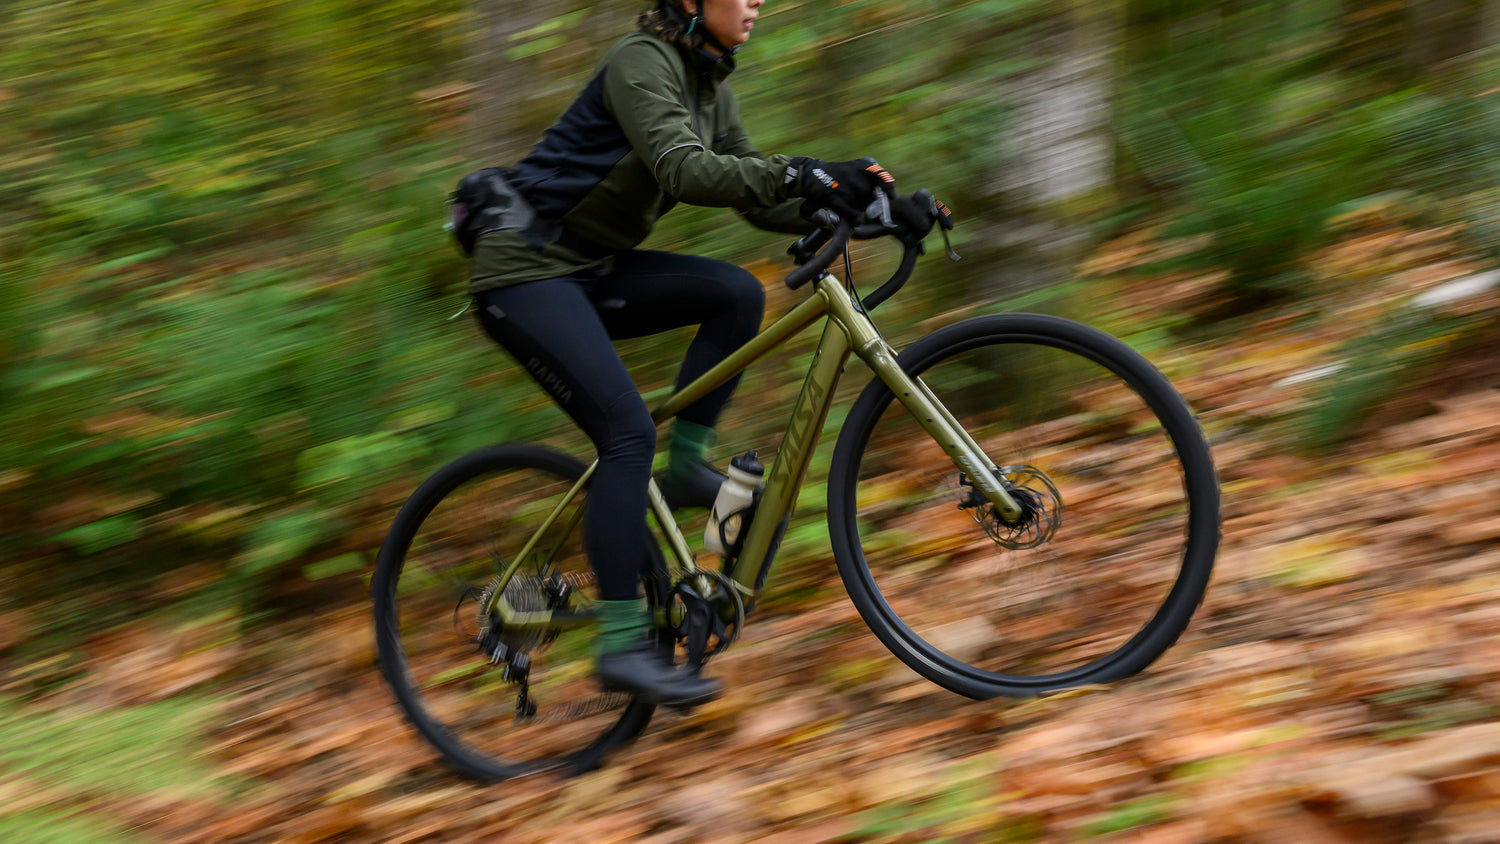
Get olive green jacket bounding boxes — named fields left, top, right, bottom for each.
left=469, top=29, right=812, bottom=293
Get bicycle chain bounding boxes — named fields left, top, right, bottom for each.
left=554, top=570, right=596, bottom=588
left=474, top=567, right=731, bottom=723
left=520, top=692, right=634, bottom=724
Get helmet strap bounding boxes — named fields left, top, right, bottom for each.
left=659, top=0, right=734, bottom=57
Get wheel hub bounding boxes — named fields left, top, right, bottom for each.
left=477, top=575, right=547, bottom=652
left=959, top=464, right=1062, bottom=550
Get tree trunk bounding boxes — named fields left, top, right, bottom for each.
left=1409, top=0, right=1488, bottom=76
left=469, top=0, right=549, bottom=164
left=1485, top=0, right=1500, bottom=53
left=978, top=3, right=1115, bottom=301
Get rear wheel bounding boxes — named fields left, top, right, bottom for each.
left=372, top=444, right=668, bottom=781
left=829, top=314, right=1219, bottom=698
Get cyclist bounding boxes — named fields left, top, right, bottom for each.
left=469, top=0, right=897, bottom=707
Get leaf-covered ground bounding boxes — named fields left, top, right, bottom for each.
left=3, top=229, right=1499, bottom=843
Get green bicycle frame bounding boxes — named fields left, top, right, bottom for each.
left=485, top=271, right=1022, bottom=633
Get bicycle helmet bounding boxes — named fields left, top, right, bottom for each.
left=653, top=0, right=735, bottom=55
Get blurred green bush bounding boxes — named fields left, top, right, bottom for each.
left=1116, top=0, right=1498, bottom=302
left=1, top=0, right=1495, bottom=625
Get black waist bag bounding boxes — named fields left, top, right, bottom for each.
left=448, top=167, right=537, bottom=256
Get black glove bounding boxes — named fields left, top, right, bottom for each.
left=789, top=156, right=897, bottom=225
left=888, top=191, right=955, bottom=244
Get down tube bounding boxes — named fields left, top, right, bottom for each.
left=730, top=321, right=852, bottom=598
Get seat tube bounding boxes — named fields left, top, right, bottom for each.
left=646, top=478, right=697, bottom=573
left=730, top=316, right=852, bottom=593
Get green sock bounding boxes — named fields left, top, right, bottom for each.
left=666, top=418, right=716, bottom=480
left=597, top=598, right=650, bottom=655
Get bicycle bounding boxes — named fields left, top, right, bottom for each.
left=372, top=191, right=1220, bottom=782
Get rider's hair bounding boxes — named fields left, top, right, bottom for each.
left=637, top=1, right=705, bottom=50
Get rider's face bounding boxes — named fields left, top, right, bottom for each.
left=686, top=0, right=764, bottom=53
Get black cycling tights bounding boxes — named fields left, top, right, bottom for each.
left=476, top=250, right=765, bottom=601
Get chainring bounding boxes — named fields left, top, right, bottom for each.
left=669, top=568, right=745, bottom=667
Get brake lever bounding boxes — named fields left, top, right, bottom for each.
left=941, top=228, right=960, bottom=262
left=931, top=195, right=959, bottom=261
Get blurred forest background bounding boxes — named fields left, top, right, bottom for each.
left=1, top=1, right=1499, bottom=842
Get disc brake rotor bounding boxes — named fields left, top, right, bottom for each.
left=959, top=464, right=1063, bottom=550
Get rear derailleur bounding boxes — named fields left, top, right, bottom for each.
left=474, top=571, right=577, bottom=721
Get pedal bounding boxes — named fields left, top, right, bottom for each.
left=684, top=598, right=713, bottom=667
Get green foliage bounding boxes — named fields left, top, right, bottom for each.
left=1079, top=796, right=1174, bottom=838
left=1115, top=1, right=1497, bottom=300
left=238, top=509, right=342, bottom=578
left=0, top=810, right=152, bottom=844
left=1368, top=683, right=1498, bottom=741
left=1300, top=306, right=1486, bottom=451
left=0, top=694, right=243, bottom=843
left=52, top=515, right=144, bottom=556
left=0, top=695, right=237, bottom=800
left=1, top=0, right=1496, bottom=629
left=849, top=758, right=1022, bottom=842
left=303, top=552, right=368, bottom=580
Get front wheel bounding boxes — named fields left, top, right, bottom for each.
left=829, top=314, right=1219, bottom=698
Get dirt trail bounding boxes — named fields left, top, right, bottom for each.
left=8, top=251, right=1500, bottom=843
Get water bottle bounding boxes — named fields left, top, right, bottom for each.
left=705, top=451, right=764, bottom=557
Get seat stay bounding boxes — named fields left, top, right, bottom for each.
left=487, top=462, right=595, bottom=622
left=646, top=477, right=697, bottom=574
left=489, top=469, right=693, bottom=632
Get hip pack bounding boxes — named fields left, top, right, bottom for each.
left=447, top=168, right=537, bottom=256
